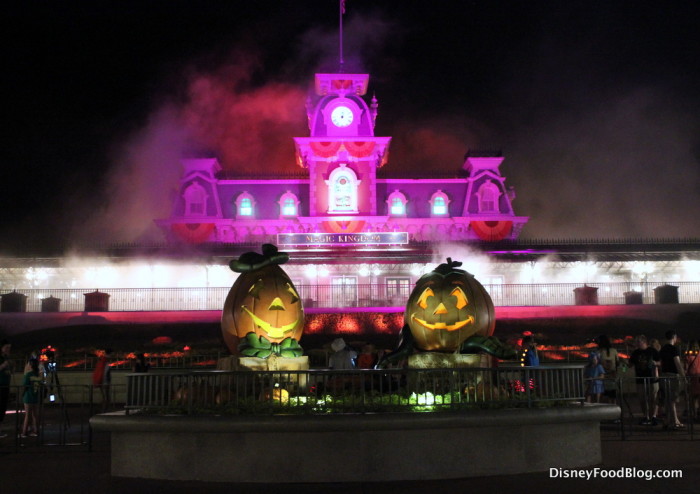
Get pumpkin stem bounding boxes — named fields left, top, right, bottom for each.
left=433, top=257, right=465, bottom=275
left=229, top=243, right=290, bottom=272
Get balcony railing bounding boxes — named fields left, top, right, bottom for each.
left=1, top=282, right=699, bottom=312
left=124, top=365, right=586, bottom=415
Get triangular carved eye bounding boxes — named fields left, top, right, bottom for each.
left=268, top=297, right=286, bottom=311
left=248, top=279, right=264, bottom=299
left=417, top=287, right=435, bottom=309
left=286, top=283, right=300, bottom=304
left=450, top=286, right=468, bottom=310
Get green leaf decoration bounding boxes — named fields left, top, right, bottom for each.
left=238, top=333, right=303, bottom=358
left=240, top=347, right=260, bottom=357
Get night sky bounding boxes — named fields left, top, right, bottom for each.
left=4, top=1, right=699, bottom=254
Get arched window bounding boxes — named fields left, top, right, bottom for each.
left=235, top=192, right=255, bottom=218
left=183, top=182, right=208, bottom=217
left=386, top=189, right=407, bottom=216
left=283, top=198, right=296, bottom=215
left=477, top=180, right=501, bottom=213
left=240, top=198, right=253, bottom=216
left=429, top=190, right=450, bottom=217
left=278, top=191, right=300, bottom=217
left=326, top=164, right=361, bottom=214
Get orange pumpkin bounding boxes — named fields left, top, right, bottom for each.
left=405, top=258, right=495, bottom=352
left=221, top=245, right=304, bottom=356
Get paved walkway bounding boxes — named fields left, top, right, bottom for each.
left=1, top=412, right=698, bottom=493
left=2, top=436, right=698, bottom=493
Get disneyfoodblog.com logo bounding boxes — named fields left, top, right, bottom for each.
left=550, top=467, right=682, bottom=480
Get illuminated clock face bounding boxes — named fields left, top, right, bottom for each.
left=330, top=106, right=354, bottom=127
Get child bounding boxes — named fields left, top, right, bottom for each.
left=22, top=358, right=42, bottom=437
left=585, top=352, right=605, bottom=403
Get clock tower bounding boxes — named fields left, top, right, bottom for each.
left=294, top=73, right=391, bottom=226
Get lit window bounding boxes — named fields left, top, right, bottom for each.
left=334, top=175, right=352, bottom=209
left=430, top=190, right=450, bottom=217
left=386, top=190, right=407, bottom=216
left=433, top=196, right=446, bottom=215
left=235, top=192, right=255, bottom=218
left=278, top=191, right=299, bottom=217
left=283, top=198, right=296, bottom=215
left=240, top=198, right=253, bottom=216
left=326, top=164, right=361, bottom=214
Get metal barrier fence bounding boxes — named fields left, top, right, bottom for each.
left=124, top=366, right=585, bottom=415
left=602, top=375, right=698, bottom=440
left=2, top=281, right=699, bottom=312
left=0, top=383, right=126, bottom=451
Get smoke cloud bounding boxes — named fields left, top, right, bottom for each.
left=507, top=86, right=700, bottom=240
left=67, top=4, right=700, bottom=248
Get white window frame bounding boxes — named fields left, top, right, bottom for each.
left=477, top=180, right=501, bottom=213
left=326, top=164, right=361, bottom=214
left=386, top=189, right=408, bottom=216
left=429, top=190, right=450, bottom=217
left=236, top=192, right=256, bottom=218
left=278, top=191, right=300, bottom=217
left=183, top=182, right=208, bottom=217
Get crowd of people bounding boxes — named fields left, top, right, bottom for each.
left=582, top=330, right=700, bottom=430
left=0, top=342, right=152, bottom=439
left=0, top=330, right=698, bottom=438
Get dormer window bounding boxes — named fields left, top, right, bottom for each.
left=235, top=192, right=255, bottom=218
left=430, top=190, right=450, bottom=217
left=477, top=180, right=501, bottom=213
left=183, top=182, right=208, bottom=217
left=386, top=190, right=407, bottom=216
left=326, top=164, right=361, bottom=214
left=278, top=191, right=300, bottom=217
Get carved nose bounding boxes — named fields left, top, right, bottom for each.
left=268, top=297, right=286, bottom=311
left=433, top=303, right=448, bottom=315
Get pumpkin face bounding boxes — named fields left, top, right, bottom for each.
left=221, top=264, right=304, bottom=354
left=405, top=261, right=495, bottom=352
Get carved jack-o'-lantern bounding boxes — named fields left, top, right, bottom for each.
left=405, top=258, right=495, bottom=352
left=221, top=245, right=304, bottom=357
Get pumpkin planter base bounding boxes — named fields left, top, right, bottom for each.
left=408, top=353, right=491, bottom=395
left=238, top=355, right=309, bottom=372
left=407, top=353, right=489, bottom=369
left=238, top=355, right=310, bottom=390
left=93, top=406, right=620, bottom=482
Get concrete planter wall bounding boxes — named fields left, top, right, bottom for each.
left=91, top=405, right=619, bottom=482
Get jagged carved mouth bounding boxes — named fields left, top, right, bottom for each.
left=242, top=306, right=301, bottom=339
left=411, top=313, right=474, bottom=332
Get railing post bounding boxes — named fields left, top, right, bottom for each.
left=187, top=373, right=194, bottom=414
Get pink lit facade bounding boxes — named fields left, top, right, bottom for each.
left=156, top=72, right=528, bottom=246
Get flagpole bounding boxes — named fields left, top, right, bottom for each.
left=339, top=0, right=344, bottom=72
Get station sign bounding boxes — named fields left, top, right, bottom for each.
left=277, top=232, right=409, bottom=246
